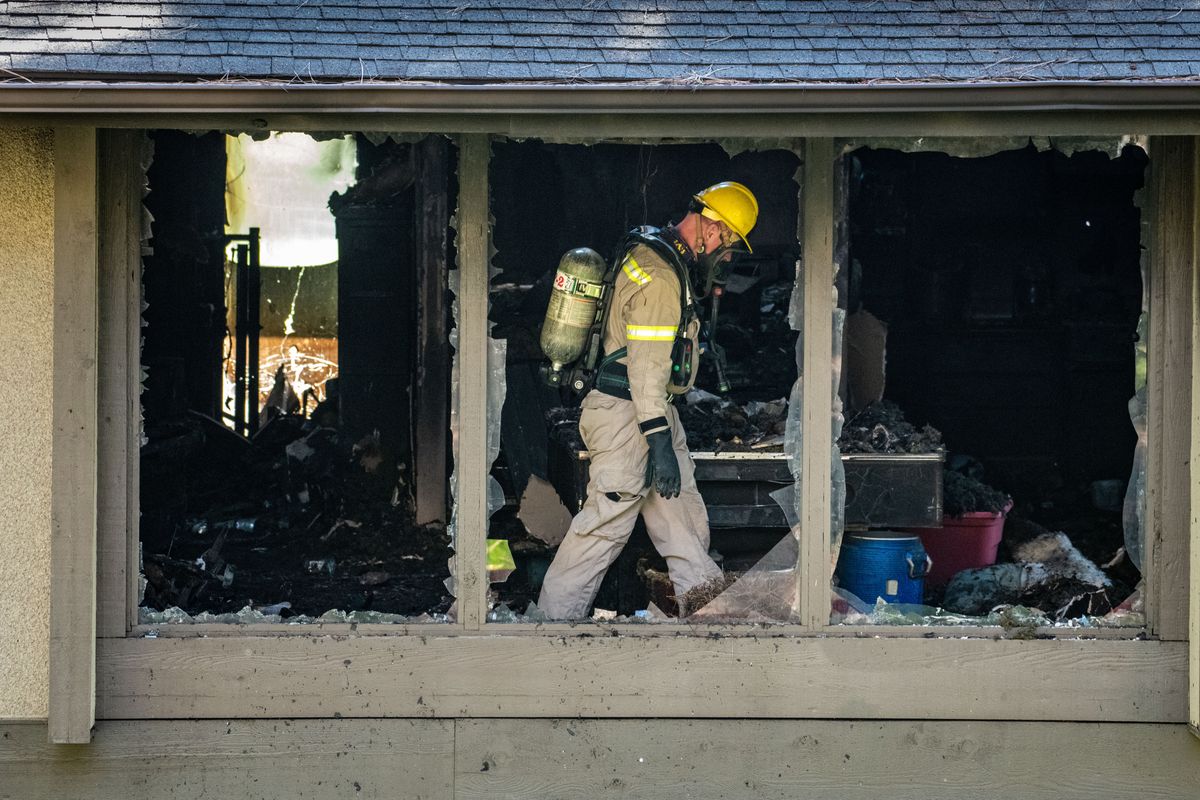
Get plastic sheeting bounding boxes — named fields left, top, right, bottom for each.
left=687, top=531, right=801, bottom=622
left=829, top=308, right=848, bottom=572
left=1124, top=185, right=1152, bottom=570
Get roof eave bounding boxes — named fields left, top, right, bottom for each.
left=4, top=80, right=1200, bottom=115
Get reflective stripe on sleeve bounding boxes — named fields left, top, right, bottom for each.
left=626, top=325, right=676, bottom=341
left=622, top=256, right=652, bottom=286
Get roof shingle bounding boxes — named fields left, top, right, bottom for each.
left=1, top=0, right=1198, bottom=83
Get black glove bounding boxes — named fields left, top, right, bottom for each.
left=645, top=430, right=681, bottom=499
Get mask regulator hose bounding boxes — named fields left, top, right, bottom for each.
left=708, top=285, right=731, bottom=394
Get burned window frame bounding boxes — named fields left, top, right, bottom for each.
left=122, top=130, right=459, bottom=629
left=73, top=122, right=1194, bottom=728
left=96, top=130, right=1180, bottom=637
left=826, top=136, right=1154, bottom=629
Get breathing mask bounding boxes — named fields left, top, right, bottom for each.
left=692, top=238, right=748, bottom=298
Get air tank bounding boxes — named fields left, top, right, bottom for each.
left=540, top=247, right=607, bottom=387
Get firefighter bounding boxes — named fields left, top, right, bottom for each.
left=538, top=182, right=759, bottom=619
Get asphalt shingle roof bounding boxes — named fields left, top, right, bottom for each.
left=2, top=0, right=1199, bottom=84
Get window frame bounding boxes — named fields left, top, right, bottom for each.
left=62, top=118, right=1194, bottom=728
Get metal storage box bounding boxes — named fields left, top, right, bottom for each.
left=549, top=446, right=944, bottom=530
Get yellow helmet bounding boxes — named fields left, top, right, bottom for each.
left=693, top=181, right=759, bottom=253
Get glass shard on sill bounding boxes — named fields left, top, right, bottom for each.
left=686, top=531, right=801, bottom=623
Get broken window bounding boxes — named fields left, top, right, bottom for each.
left=828, top=140, right=1147, bottom=629
left=138, top=131, right=458, bottom=624
left=132, top=131, right=1149, bottom=632
left=484, top=138, right=805, bottom=623
left=474, top=135, right=1149, bottom=630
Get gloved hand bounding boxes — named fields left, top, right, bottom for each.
left=645, top=430, right=681, bottom=499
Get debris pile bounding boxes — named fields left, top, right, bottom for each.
left=837, top=400, right=944, bottom=454
left=938, top=526, right=1116, bottom=621
left=942, top=469, right=1011, bottom=517
left=140, top=412, right=453, bottom=620
left=675, top=573, right=739, bottom=617
left=677, top=393, right=788, bottom=452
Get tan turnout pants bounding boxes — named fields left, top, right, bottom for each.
left=538, top=391, right=722, bottom=619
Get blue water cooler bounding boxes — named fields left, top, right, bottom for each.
left=835, top=531, right=932, bottom=605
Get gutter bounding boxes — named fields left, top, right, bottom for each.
left=3, top=81, right=1200, bottom=115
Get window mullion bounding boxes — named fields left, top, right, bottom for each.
left=454, top=133, right=491, bottom=630
left=799, top=138, right=835, bottom=630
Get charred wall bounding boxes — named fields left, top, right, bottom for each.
left=848, top=144, right=1146, bottom=499
left=490, top=140, right=800, bottom=285
left=137, top=132, right=457, bottom=621
left=142, top=131, right=228, bottom=424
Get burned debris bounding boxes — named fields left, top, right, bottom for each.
left=941, top=468, right=1011, bottom=517
left=136, top=130, right=1148, bottom=630
left=140, top=411, right=453, bottom=620
left=139, top=131, right=456, bottom=623
left=837, top=400, right=944, bottom=455
left=676, top=394, right=789, bottom=452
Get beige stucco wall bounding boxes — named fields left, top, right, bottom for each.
left=0, top=127, right=54, bottom=720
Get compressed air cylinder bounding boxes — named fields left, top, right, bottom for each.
left=540, top=247, right=607, bottom=386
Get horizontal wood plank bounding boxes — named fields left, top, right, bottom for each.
left=4, top=719, right=1195, bottom=800
left=124, top=621, right=1146, bottom=639
left=97, top=635, right=1187, bottom=723
left=455, top=718, right=1200, bottom=800
left=0, top=720, right=453, bottom=800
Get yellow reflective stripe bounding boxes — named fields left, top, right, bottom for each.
left=626, top=325, right=676, bottom=341
left=622, top=255, right=652, bottom=286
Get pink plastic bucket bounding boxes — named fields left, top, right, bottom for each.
left=908, top=511, right=1006, bottom=588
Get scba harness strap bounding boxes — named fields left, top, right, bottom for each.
left=588, top=227, right=699, bottom=400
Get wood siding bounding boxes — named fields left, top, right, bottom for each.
left=2, top=719, right=1198, bottom=799
left=96, top=636, right=1186, bottom=723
